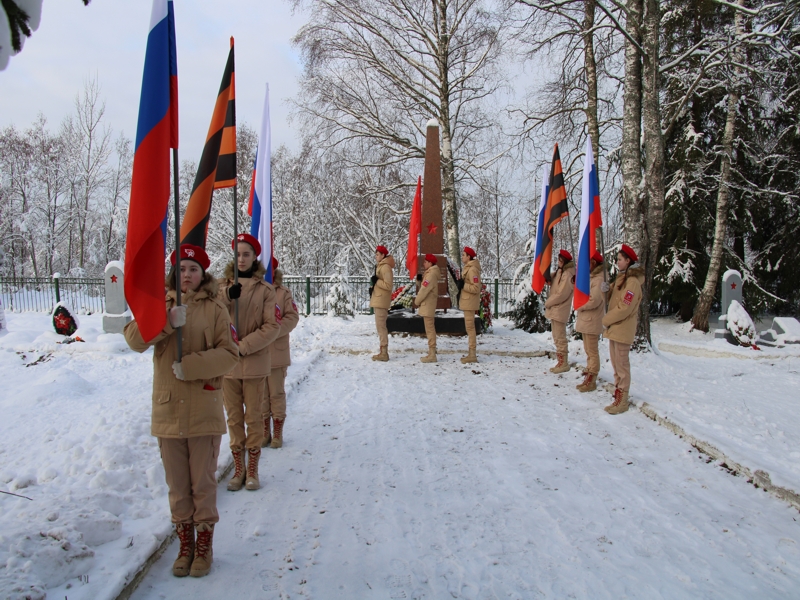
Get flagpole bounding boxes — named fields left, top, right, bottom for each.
left=233, top=184, right=239, bottom=333
left=173, top=148, right=182, bottom=359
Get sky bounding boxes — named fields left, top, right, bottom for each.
left=0, top=0, right=308, bottom=162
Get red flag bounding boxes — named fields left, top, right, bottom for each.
left=406, top=176, right=422, bottom=277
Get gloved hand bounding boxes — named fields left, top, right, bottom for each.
left=228, top=283, right=243, bottom=300
left=370, top=275, right=379, bottom=286
left=600, top=281, right=610, bottom=293
left=168, top=305, right=187, bottom=328
left=172, top=361, right=185, bottom=381
left=416, top=274, right=423, bottom=282
left=457, top=278, right=465, bottom=290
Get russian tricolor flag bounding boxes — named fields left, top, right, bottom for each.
left=124, top=0, right=178, bottom=342
left=531, top=165, right=549, bottom=294
left=573, top=137, right=603, bottom=310
left=248, top=84, right=273, bottom=283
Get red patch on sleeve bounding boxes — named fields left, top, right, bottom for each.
left=275, top=304, right=283, bottom=324
left=623, top=290, right=635, bottom=305
left=230, top=324, right=239, bottom=345
left=291, top=300, right=298, bottom=313
left=473, top=277, right=479, bottom=283
left=422, top=280, right=429, bottom=287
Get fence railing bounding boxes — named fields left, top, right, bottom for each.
left=0, top=275, right=520, bottom=317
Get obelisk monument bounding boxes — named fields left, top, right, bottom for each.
left=419, top=119, right=451, bottom=310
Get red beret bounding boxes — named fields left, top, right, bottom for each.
left=559, top=249, right=573, bottom=262
left=463, top=246, right=476, bottom=258
left=233, top=233, right=262, bottom=256
left=272, top=256, right=279, bottom=270
left=424, top=253, right=438, bottom=265
left=376, top=245, right=389, bottom=255
left=591, top=250, right=604, bottom=263
left=620, top=244, right=638, bottom=263
left=170, top=244, right=210, bottom=271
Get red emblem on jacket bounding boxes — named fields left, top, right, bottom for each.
left=422, top=280, right=429, bottom=287
left=291, top=300, right=298, bottom=312
left=473, top=276, right=478, bottom=283
left=623, top=290, right=635, bottom=305
left=275, top=304, right=283, bottom=324
left=230, top=324, right=239, bottom=344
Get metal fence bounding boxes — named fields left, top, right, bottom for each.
left=0, top=275, right=520, bottom=317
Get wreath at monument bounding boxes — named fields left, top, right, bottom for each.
left=52, top=302, right=79, bottom=336
left=390, top=282, right=415, bottom=310
left=726, top=300, right=759, bottom=349
left=479, top=284, right=493, bottom=330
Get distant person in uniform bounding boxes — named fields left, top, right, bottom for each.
left=369, top=245, right=394, bottom=362
left=575, top=251, right=607, bottom=392
left=545, top=249, right=575, bottom=374
left=602, top=244, right=644, bottom=415
left=414, top=254, right=440, bottom=363
left=457, top=246, right=481, bottom=364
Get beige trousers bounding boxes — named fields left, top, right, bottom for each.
left=423, top=316, right=436, bottom=350
left=463, top=310, right=477, bottom=352
left=158, top=435, right=221, bottom=525
left=374, top=307, right=389, bottom=349
left=609, top=339, right=632, bottom=392
left=223, top=377, right=266, bottom=451
left=551, top=320, right=568, bottom=357
left=582, top=333, right=600, bottom=374
left=263, top=366, right=287, bottom=421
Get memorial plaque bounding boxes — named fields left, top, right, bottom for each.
left=103, top=261, right=131, bottom=334
left=715, top=269, right=743, bottom=342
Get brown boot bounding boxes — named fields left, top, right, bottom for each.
left=172, top=522, right=194, bottom=577
left=604, top=388, right=630, bottom=414
left=420, top=347, right=437, bottom=363
left=226, top=450, right=246, bottom=491
left=576, top=372, right=597, bottom=392
left=460, top=349, right=477, bottom=364
left=271, top=418, right=284, bottom=448
left=189, top=523, right=214, bottom=577
left=550, top=353, right=570, bottom=374
left=371, top=346, right=389, bottom=362
left=261, top=418, right=272, bottom=448
left=245, top=448, right=261, bottom=490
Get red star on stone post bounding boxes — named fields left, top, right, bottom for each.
left=427, top=222, right=438, bottom=235
left=731, top=282, right=737, bottom=289
left=110, top=274, right=118, bottom=283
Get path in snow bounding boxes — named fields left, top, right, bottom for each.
left=132, top=342, right=800, bottom=599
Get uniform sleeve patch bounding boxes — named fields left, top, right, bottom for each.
left=623, top=290, right=635, bottom=305
left=422, top=280, right=429, bottom=287
left=473, top=277, right=479, bottom=283
left=291, top=300, right=298, bottom=312
left=230, top=324, right=239, bottom=345
left=275, top=304, right=283, bottom=323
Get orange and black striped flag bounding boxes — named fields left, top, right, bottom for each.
left=180, top=38, right=236, bottom=248
left=540, top=143, right=569, bottom=284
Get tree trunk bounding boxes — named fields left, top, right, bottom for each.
left=691, top=0, right=745, bottom=332
left=583, top=0, right=601, bottom=164
left=621, top=0, right=644, bottom=256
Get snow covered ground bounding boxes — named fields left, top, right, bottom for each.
left=1, top=314, right=799, bottom=599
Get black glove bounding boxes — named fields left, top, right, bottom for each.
left=457, top=278, right=465, bottom=290
left=369, top=286, right=375, bottom=297
left=228, top=283, right=242, bottom=300
left=416, top=273, right=423, bottom=282
left=370, top=275, right=379, bottom=286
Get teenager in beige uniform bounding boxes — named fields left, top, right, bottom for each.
left=219, top=234, right=280, bottom=492
left=124, top=244, right=238, bottom=578
left=601, top=244, right=644, bottom=414
left=263, top=257, right=300, bottom=448
left=458, top=246, right=481, bottom=364
left=545, top=249, right=575, bottom=374
left=575, top=251, right=607, bottom=392
left=414, top=253, right=440, bottom=363
left=369, top=245, right=394, bottom=362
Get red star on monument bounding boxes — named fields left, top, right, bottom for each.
left=427, top=222, right=438, bottom=235
left=731, top=282, right=737, bottom=289
left=110, top=274, right=118, bottom=283
left=55, top=314, right=70, bottom=329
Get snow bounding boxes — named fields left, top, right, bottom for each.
left=1, top=314, right=799, bottom=599
left=726, top=300, right=757, bottom=346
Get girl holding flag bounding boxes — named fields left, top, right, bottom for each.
left=369, top=245, right=395, bottom=362
left=219, top=234, right=281, bottom=491
left=575, top=251, right=607, bottom=392
left=124, top=245, right=239, bottom=578
left=545, top=249, right=575, bottom=373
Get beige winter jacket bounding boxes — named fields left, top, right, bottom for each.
left=602, top=265, right=645, bottom=345
left=544, top=261, right=575, bottom=323
left=414, top=264, right=441, bottom=317
left=369, top=255, right=395, bottom=310
left=270, top=269, right=300, bottom=369
left=219, top=261, right=281, bottom=379
left=124, top=276, right=239, bottom=438
left=459, top=258, right=482, bottom=311
left=575, top=264, right=607, bottom=335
